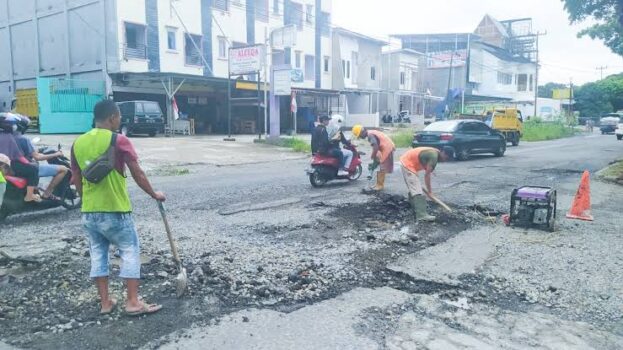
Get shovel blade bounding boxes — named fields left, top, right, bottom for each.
left=175, top=267, right=188, bottom=297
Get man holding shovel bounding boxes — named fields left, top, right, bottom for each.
left=400, top=147, right=453, bottom=222
left=71, top=99, right=165, bottom=316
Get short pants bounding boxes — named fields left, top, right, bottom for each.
left=401, top=165, right=423, bottom=196
left=38, top=164, right=61, bottom=177
left=82, top=213, right=141, bottom=279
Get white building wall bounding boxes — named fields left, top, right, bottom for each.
left=338, top=35, right=358, bottom=89
left=211, top=4, right=248, bottom=79
left=157, top=0, right=204, bottom=76
left=117, top=0, right=149, bottom=73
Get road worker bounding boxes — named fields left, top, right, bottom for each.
left=351, top=125, right=396, bottom=191
left=399, top=146, right=453, bottom=222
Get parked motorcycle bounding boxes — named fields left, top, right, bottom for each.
left=0, top=139, right=81, bottom=221
left=306, top=143, right=364, bottom=187
left=394, top=110, right=411, bottom=124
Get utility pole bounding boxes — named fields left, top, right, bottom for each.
left=533, top=31, right=546, bottom=119
left=569, top=78, right=573, bottom=121
left=596, top=65, right=608, bottom=80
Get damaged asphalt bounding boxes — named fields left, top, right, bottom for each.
left=1, top=132, right=622, bottom=349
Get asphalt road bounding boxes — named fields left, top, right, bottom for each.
left=1, top=132, right=622, bottom=349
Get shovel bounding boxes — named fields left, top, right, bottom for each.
left=157, top=201, right=188, bottom=297
left=423, top=188, right=452, bottom=213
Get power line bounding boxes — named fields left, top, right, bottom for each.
left=596, top=65, right=608, bottom=80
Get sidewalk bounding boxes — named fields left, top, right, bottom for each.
left=33, top=134, right=309, bottom=169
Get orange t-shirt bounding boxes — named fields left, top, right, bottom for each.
left=400, top=147, right=439, bottom=173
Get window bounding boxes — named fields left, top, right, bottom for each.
left=461, top=122, right=488, bottom=134
left=323, top=56, right=330, bottom=73
left=124, top=23, right=147, bottom=59
left=319, top=12, right=331, bottom=37
left=273, top=0, right=280, bottom=14
left=255, top=0, right=268, bottom=22
left=497, top=72, right=512, bottom=85
left=272, top=50, right=285, bottom=65
left=351, top=52, right=358, bottom=81
left=529, top=74, right=534, bottom=92
left=285, top=2, right=303, bottom=30
left=517, top=74, right=528, bottom=92
left=136, top=102, right=144, bottom=113
left=213, top=0, right=228, bottom=11
left=346, top=61, right=351, bottom=79
left=218, top=37, right=227, bottom=59
left=166, top=27, right=177, bottom=51
left=306, top=4, right=313, bottom=23
left=185, top=33, right=203, bottom=66
left=295, top=51, right=302, bottom=68
left=305, top=55, right=315, bottom=81
left=371, top=66, right=376, bottom=81
left=342, top=60, right=346, bottom=77
left=400, top=72, right=406, bottom=86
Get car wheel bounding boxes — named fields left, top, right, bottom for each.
left=494, top=143, right=506, bottom=157
left=456, top=147, right=470, bottom=161
left=148, top=130, right=157, bottom=137
left=511, top=132, right=520, bottom=146
left=617, top=135, right=623, bottom=140
left=121, top=125, right=131, bottom=137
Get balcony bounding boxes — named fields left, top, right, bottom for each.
left=124, top=43, right=147, bottom=60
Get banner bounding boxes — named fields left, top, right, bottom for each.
left=553, top=89, right=571, bottom=100
left=229, top=44, right=265, bottom=75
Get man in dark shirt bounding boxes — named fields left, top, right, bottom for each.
left=311, top=115, right=347, bottom=176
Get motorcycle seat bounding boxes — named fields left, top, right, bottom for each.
left=5, top=176, right=27, bottom=189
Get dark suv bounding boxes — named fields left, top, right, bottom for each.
left=116, top=101, right=164, bottom=137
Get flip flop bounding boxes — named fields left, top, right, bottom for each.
left=24, top=194, right=42, bottom=203
left=100, top=299, right=118, bottom=315
left=125, top=302, right=162, bottom=317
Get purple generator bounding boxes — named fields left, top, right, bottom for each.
left=509, top=186, right=557, bottom=232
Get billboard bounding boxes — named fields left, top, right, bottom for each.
left=552, top=89, right=571, bottom=100
left=427, top=50, right=467, bottom=69
left=229, top=44, right=265, bottom=75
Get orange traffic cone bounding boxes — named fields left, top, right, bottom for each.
left=566, top=170, right=594, bottom=221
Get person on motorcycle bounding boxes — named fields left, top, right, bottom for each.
left=312, top=115, right=348, bottom=176
left=351, top=125, right=396, bottom=191
left=327, top=115, right=354, bottom=172
left=13, top=116, right=69, bottom=201
left=400, top=146, right=453, bottom=222
left=0, top=154, right=10, bottom=208
left=0, top=114, right=40, bottom=202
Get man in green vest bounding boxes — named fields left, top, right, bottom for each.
left=71, top=99, right=165, bottom=316
left=0, top=153, right=10, bottom=209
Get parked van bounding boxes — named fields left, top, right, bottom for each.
left=116, top=101, right=164, bottom=137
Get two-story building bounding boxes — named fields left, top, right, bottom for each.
left=331, top=27, right=385, bottom=126
left=394, top=15, right=539, bottom=118
left=0, top=0, right=335, bottom=134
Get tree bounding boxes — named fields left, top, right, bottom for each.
left=538, top=82, right=568, bottom=98
left=562, top=0, right=623, bottom=56
left=574, top=82, right=613, bottom=118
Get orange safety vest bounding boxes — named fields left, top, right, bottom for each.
left=400, top=147, right=439, bottom=173
left=367, top=130, right=396, bottom=163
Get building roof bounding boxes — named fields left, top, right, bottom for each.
left=479, top=42, right=534, bottom=64
left=333, top=27, right=388, bottom=45
left=391, top=33, right=476, bottom=43
left=382, top=48, right=426, bottom=56
left=480, top=14, right=509, bottom=38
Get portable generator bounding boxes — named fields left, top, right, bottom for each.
left=509, top=186, right=557, bottom=232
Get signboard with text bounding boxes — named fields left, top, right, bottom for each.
left=273, top=67, right=292, bottom=96
left=229, top=44, right=265, bottom=75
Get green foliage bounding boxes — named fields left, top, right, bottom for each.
left=258, top=137, right=312, bottom=153
left=538, top=82, right=568, bottom=98
left=390, top=129, right=415, bottom=148
left=574, top=82, right=614, bottom=118
left=521, top=120, right=577, bottom=141
left=562, top=0, right=623, bottom=56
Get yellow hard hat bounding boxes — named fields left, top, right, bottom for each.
left=352, top=125, right=364, bottom=139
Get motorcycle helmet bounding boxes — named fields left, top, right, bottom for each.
left=0, top=113, right=19, bottom=133
left=16, top=115, right=30, bottom=134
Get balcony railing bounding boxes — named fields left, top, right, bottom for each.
left=124, top=43, right=147, bottom=60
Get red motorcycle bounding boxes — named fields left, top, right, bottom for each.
left=306, top=144, right=363, bottom=187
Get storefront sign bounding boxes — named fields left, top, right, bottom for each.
left=273, top=68, right=292, bottom=96
left=229, top=44, right=265, bottom=75
left=291, top=69, right=304, bottom=83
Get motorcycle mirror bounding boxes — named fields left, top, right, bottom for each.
left=32, top=137, right=41, bottom=144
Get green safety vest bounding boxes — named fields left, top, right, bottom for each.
left=73, top=129, right=132, bottom=213
left=0, top=171, right=5, bottom=184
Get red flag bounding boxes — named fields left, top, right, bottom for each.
left=290, top=91, right=297, bottom=113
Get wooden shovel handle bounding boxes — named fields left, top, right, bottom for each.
left=157, top=201, right=182, bottom=265
left=423, top=189, right=452, bottom=213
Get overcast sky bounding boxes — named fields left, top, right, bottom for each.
left=332, top=0, right=623, bottom=85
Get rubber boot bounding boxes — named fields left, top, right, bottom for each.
left=412, top=195, right=436, bottom=222
left=373, top=171, right=386, bottom=191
